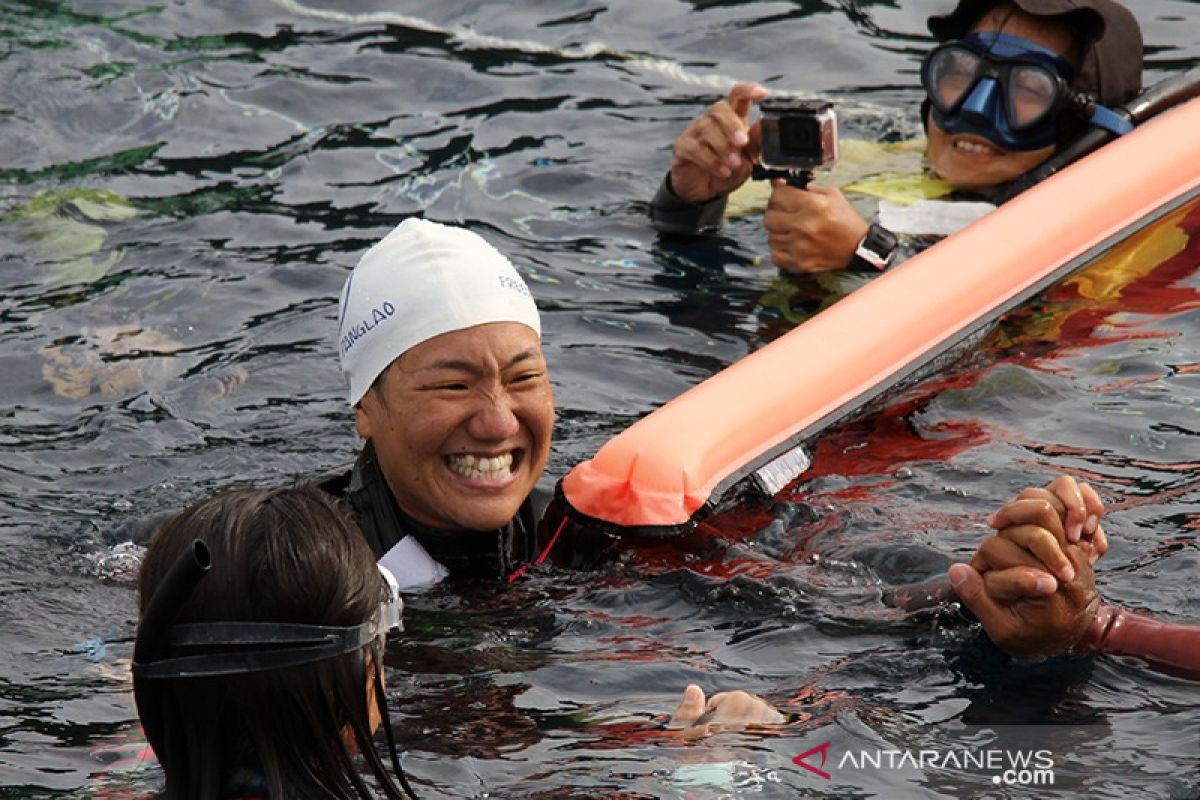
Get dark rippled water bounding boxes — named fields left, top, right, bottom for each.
left=1, top=1, right=1198, bottom=797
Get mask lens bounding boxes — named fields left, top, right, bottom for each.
left=925, top=45, right=982, bottom=114
left=1007, top=64, right=1058, bottom=130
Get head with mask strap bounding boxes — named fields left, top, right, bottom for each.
left=922, top=0, right=1142, bottom=156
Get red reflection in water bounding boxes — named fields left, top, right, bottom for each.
left=629, top=197, right=1200, bottom=573
left=805, top=198, right=1200, bottom=489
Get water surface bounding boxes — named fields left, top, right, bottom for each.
left=1, top=0, right=1198, bottom=796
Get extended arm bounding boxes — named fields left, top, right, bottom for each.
left=649, top=173, right=729, bottom=236
left=1077, top=604, right=1200, bottom=681
left=953, top=477, right=1199, bottom=681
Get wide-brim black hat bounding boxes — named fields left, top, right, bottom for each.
left=927, top=0, right=1143, bottom=106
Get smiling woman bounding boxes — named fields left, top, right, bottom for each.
left=355, top=322, right=554, bottom=534
left=2, top=0, right=1198, bottom=797
left=321, top=218, right=577, bottom=588
left=922, top=0, right=1141, bottom=190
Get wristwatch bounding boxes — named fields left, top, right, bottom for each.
left=850, top=223, right=898, bottom=271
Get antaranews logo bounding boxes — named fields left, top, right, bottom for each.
left=792, top=740, right=1056, bottom=787
left=792, top=741, right=832, bottom=780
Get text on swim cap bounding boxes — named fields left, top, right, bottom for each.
left=498, top=274, right=532, bottom=298
left=341, top=301, right=396, bottom=355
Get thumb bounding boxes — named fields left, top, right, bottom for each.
left=948, top=563, right=1008, bottom=630
left=668, top=684, right=707, bottom=728
left=729, top=82, right=768, bottom=118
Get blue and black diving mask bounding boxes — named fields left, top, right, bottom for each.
left=922, top=31, right=1090, bottom=152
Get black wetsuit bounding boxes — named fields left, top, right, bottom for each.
left=319, top=441, right=618, bottom=581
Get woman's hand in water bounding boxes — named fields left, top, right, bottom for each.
left=985, top=474, right=1108, bottom=594
left=669, top=83, right=767, bottom=204
left=667, top=684, right=785, bottom=739
left=949, top=539, right=1101, bottom=657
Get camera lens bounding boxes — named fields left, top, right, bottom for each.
left=780, top=117, right=820, bottom=153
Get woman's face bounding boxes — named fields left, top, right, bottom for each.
left=925, top=9, right=1077, bottom=190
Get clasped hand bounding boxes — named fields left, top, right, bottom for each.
left=949, top=475, right=1107, bottom=657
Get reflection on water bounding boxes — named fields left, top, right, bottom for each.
left=1, top=0, right=1198, bottom=797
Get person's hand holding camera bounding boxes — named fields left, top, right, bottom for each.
left=669, top=82, right=768, bottom=204
left=765, top=182, right=869, bottom=272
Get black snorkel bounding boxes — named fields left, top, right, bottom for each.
left=133, top=539, right=212, bottom=666
left=132, top=538, right=211, bottom=751
left=991, top=68, right=1200, bottom=205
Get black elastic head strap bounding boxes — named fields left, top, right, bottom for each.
left=133, top=538, right=398, bottom=681
left=132, top=620, right=378, bottom=679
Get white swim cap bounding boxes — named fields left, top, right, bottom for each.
left=337, top=218, right=541, bottom=406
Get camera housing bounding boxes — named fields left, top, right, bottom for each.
left=758, top=98, right=838, bottom=174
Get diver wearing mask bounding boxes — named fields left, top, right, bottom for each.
left=649, top=0, right=1144, bottom=273
left=919, top=0, right=1141, bottom=196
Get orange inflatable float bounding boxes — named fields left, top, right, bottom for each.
left=560, top=90, right=1200, bottom=536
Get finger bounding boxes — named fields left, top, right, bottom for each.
left=705, top=101, right=753, bottom=154
left=982, top=566, right=1058, bottom=603
left=1080, top=482, right=1105, bottom=539
left=1014, top=487, right=1065, bottom=516
left=949, top=563, right=1014, bottom=635
left=765, top=182, right=814, bottom=216
left=699, top=690, right=786, bottom=727
left=770, top=247, right=798, bottom=271
left=996, top=523, right=1075, bottom=583
left=1091, top=523, right=1107, bottom=561
left=1046, top=475, right=1087, bottom=543
left=970, top=535, right=1046, bottom=574
left=989, top=498, right=1066, bottom=543
left=703, top=105, right=752, bottom=166
left=727, top=82, right=769, bottom=122
left=703, top=691, right=728, bottom=715
left=673, top=132, right=731, bottom=178
left=667, top=684, right=706, bottom=728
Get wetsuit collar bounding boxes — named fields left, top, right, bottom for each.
left=348, top=441, right=540, bottom=579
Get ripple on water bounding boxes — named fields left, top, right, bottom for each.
left=1, top=0, right=1199, bottom=796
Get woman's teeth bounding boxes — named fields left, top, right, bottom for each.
left=955, top=139, right=997, bottom=155
left=446, top=452, right=514, bottom=480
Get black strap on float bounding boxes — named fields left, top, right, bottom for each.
left=992, top=68, right=1200, bottom=205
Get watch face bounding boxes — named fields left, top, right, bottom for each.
left=856, top=225, right=896, bottom=270
left=866, top=225, right=898, bottom=256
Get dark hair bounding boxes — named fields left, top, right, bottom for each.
left=135, top=485, right=413, bottom=799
